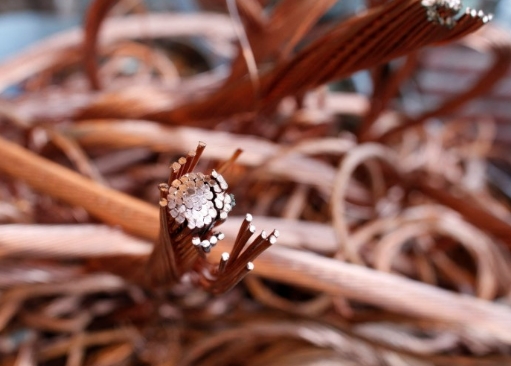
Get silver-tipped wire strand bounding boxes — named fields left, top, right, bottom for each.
left=235, top=231, right=271, bottom=268
left=181, top=150, right=196, bottom=175
left=168, top=162, right=181, bottom=185
left=227, top=223, right=256, bottom=268
left=227, top=214, right=253, bottom=266
left=218, top=252, right=230, bottom=273
left=212, top=261, right=254, bottom=294
left=187, top=142, right=206, bottom=173
left=232, top=234, right=277, bottom=276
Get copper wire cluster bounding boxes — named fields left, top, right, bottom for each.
left=167, top=170, right=233, bottom=230
left=423, top=0, right=491, bottom=28
left=202, top=213, right=279, bottom=294
left=146, top=142, right=277, bottom=294
left=423, top=0, right=461, bottom=27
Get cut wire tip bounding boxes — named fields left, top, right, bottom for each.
left=147, top=142, right=277, bottom=295
left=423, top=0, right=488, bottom=28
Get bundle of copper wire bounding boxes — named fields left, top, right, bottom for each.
left=145, top=142, right=277, bottom=293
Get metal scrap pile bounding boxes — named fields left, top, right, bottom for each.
left=1, top=1, right=511, bottom=365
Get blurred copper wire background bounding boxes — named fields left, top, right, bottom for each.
left=2, top=0, right=511, bottom=365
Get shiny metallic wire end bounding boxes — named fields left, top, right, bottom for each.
left=187, top=142, right=206, bottom=173
left=219, top=252, right=229, bottom=273
left=169, top=162, right=181, bottom=184
left=422, top=0, right=465, bottom=28
left=181, top=150, right=195, bottom=175
left=201, top=240, right=211, bottom=253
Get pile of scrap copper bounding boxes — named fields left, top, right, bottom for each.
left=2, top=0, right=511, bottom=365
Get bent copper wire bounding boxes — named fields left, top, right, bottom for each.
left=146, top=142, right=277, bottom=294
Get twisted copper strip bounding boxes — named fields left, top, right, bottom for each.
left=147, top=0, right=488, bottom=125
